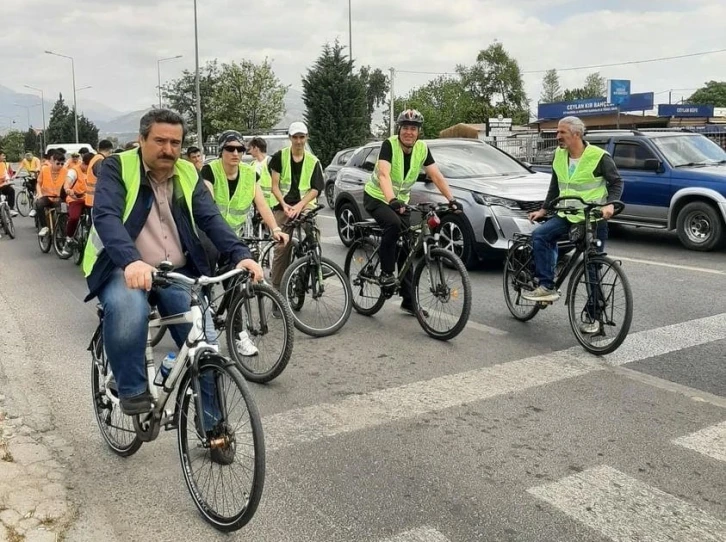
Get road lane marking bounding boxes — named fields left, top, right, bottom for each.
left=528, top=465, right=726, bottom=541
left=673, top=421, right=726, bottom=463
left=614, top=255, right=726, bottom=276
left=264, top=313, right=726, bottom=450
left=379, top=527, right=450, bottom=542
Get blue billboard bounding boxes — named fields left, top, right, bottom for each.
left=608, top=79, right=631, bottom=106
left=537, top=92, right=655, bottom=120
left=657, top=104, right=714, bottom=117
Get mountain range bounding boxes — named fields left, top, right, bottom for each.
left=0, top=84, right=307, bottom=143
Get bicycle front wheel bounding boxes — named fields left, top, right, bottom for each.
left=16, top=191, right=30, bottom=217
left=566, top=255, right=633, bottom=355
left=280, top=255, right=352, bottom=337
left=54, top=214, right=71, bottom=259
left=226, top=282, right=294, bottom=383
left=413, top=248, right=472, bottom=341
left=72, top=218, right=88, bottom=265
left=177, top=355, right=265, bottom=532
left=0, top=205, right=15, bottom=239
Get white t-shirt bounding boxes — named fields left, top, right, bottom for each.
left=568, top=157, right=579, bottom=176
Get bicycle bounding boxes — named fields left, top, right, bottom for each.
left=35, top=200, right=68, bottom=257
left=89, top=264, right=265, bottom=531
left=277, top=204, right=353, bottom=337
left=71, top=206, right=92, bottom=266
left=502, top=196, right=633, bottom=355
left=344, top=202, right=472, bottom=341
left=15, top=173, right=37, bottom=217
left=0, top=188, right=16, bottom=240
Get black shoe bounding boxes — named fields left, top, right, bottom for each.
left=207, top=424, right=236, bottom=466
left=379, top=272, right=396, bottom=287
left=119, top=391, right=153, bottom=416
left=400, top=301, right=429, bottom=318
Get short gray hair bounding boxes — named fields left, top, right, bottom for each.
left=558, top=116, right=586, bottom=137
left=139, top=109, right=187, bottom=139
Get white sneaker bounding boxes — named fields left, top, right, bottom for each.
left=236, top=331, right=259, bottom=356
left=580, top=320, right=601, bottom=334
left=38, top=227, right=49, bottom=236
left=9, top=210, right=18, bottom=217
left=29, top=209, right=36, bottom=217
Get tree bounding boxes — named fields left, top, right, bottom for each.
left=562, top=87, right=587, bottom=101
left=24, top=128, right=40, bottom=155
left=77, top=112, right=100, bottom=147
left=0, top=130, right=26, bottom=161
left=210, top=59, right=288, bottom=133
left=302, top=41, right=368, bottom=166
left=456, top=41, right=529, bottom=124
left=688, top=81, right=726, bottom=107
left=540, top=69, right=563, bottom=103
left=393, top=76, right=474, bottom=139
left=582, top=72, right=606, bottom=98
left=358, top=66, right=389, bottom=136
left=46, top=94, right=73, bottom=144
left=162, top=60, right=221, bottom=145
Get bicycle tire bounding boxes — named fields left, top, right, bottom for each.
left=90, top=327, right=143, bottom=457
left=566, top=255, right=633, bottom=355
left=177, top=355, right=265, bottom=532
left=54, top=214, right=71, bottom=259
left=344, top=238, right=386, bottom=316
left=225, top=282, right=294, bottom=383
left=0, top=205, right=14, bottom=239
left=280, top=255, right=352, bottom=337
left=72, top=219, right=87, bottom=265
left=16, top=191, right=30, bottom=217
left=502, top=242, right=540, bottom=322
left=413, top=248, right=472, bottom=341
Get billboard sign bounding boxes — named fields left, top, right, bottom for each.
left=607, top=79, right=631, bottom=106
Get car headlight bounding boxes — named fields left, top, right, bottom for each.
left=472, top=192, right=520, bottom=210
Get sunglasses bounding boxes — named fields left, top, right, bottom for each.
left=223, top=145, right=245, bottom=153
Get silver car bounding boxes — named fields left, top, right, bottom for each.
left=333, top=138, right=551, bottom=267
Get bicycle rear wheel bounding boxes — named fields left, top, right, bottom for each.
left=502, top=241, right=540, bottom=321
left=72, top=217, right=88, bottom=265
left=177, top=354, right=265, bottom=532
left=280, top=255, right=352, bottom=337
left=413, top=248, right=472, bottom=341
left=16, top=191, right=30, bottom=217
left=344, top=238, right=385, bottom=316
left=0, top=205, right=15, bottom=239
left=54, top=213, right=71, bottom=259
left=90, top=325, right=143, bottom=456
left=566, top=255, right=633, bottom=355
left=225, top=282, right=294, bottom=383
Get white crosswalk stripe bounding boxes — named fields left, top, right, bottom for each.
left=379, top=527, right=451, bottom=542
left=528, top=465, right=726, bottom=541
left=673, top=421, right=726, bottom=463
left=264, top=313, right=726, bottom=451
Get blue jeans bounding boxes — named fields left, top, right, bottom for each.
left=98, top=268, right=221, bottom=428
left=532, top=215, right=607, bottom=289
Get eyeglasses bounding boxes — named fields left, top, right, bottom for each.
left=223, top=145, right=245, bottom=154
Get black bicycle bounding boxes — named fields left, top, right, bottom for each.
left=15, top=173, right=36, bottom=217
left=344, top=202, right=472, bottom=341
left=71, top=207, right=92, bottom=266
left=279, top=204, right=353, bottom=337
left=502, top=196, right=633, bottom=355
left=0, top=186, right=15, bottom=240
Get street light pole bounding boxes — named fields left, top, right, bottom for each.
left=157, top=55, right=183, bottom=108
left=24, top=85, right=46, bottom=151
left=45, top=50, right=78, bottom=143
left=348, top=0, right=353, bottom=61
left=193, top=0, right=203, bottom=152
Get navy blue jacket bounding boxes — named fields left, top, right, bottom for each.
left=85, top=150, right=251, bottom=301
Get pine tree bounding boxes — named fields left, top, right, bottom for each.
left=302, top=41, right=368, bottom=166
left=540, top=69, right=563, bottom=103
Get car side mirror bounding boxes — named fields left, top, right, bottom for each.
left=643, top=158, right=661, bottom=172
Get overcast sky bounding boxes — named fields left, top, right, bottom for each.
left=2, top=0, right=725, bottom=117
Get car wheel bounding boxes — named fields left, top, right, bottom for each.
left=336, top=202, right=359, bottom=247
left=325, top=182, right=335, bottom=208
left=438, top=214, right=476, bottom=268
left=676, top=201, right=724, bottom=251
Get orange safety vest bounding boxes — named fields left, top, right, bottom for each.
left=66, top=164, right=87, bottom=203
left=38, top=165, right=68, bottom=198
left=85, top=154, right=104, bottom=206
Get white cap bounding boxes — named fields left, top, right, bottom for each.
left=288, top=121, right=308, bottom=136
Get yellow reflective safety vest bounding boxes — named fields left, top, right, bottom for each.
left=209, top=159, right=256, bottom=229
left=364, top=136, right=427, bottom=204
left=552, top=145, right=608, bottom=223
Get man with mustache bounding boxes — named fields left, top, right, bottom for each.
left=524, top=116, right=623, bottom=332
left=83, top=109, right=263, bottom=423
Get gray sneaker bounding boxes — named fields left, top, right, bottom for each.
left=522, top=286, right=560, bottom=302
left=579, top=320, right=601, bottom=334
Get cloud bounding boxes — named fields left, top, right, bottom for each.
left=1, top=0, right=724, bottom=118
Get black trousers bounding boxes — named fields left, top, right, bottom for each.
left=0, top=185, right=15, bottom=210
left=364, top=193, right=413, bottom=303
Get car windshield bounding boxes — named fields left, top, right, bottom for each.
left=431, top=142, right=530, bottom=179
left=650, top=135, right=726, bottom=167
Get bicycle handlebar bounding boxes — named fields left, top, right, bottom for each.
left=152, top=265, right=249, bottom=288
left=285, top=203, right=325, bottom=228
left=402, top=201, right=453, bottom=214
left=546, top=196, right=625, bottom=217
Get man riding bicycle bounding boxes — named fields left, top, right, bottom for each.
left=524, top=116, right=623, bottom=331
left=363, top=109, right=459, bottom=314
left=0, top=151, right=17, bottom=217
left=82, top=109, right=263, bottom=418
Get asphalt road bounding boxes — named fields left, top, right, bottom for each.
left=0, top=207, right=725, bottom=542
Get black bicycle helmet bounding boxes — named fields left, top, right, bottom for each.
left=396, top=109, right=424, bottom=130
